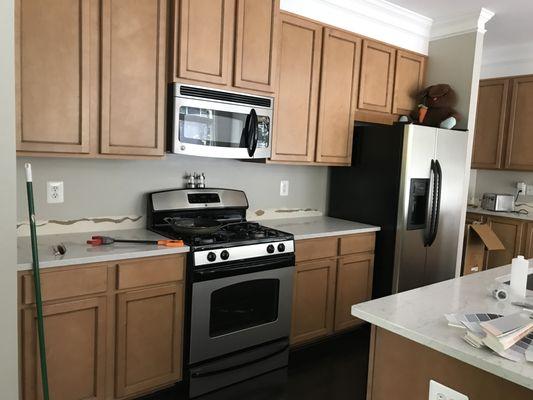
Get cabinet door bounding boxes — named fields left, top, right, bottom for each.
left=291, top=259, right=336, bottom=345
left=472, top=79, right=510, bottom=169
left=100, top=0, right=167, bottom=156
left=21, top=297, right=106, bottom=400
left=234, top=0, right=279, bottom=92
left=358, top=40, right=396, bottom=113
left=334, top=253, right=374, bottom=331
left=271, top=14, right=322, bottom=163
left=392, top=50, right=426, bottom=116
left=115, top=284, right=184, bottom=398
left=175, top=0, right=235, bottom=85
left=16, top=0, right=97, bottom=154
left=524, top=223, right=533, bottom=259
left=486, top=217, right=524, bottom=269
left=315, top=28, right=361, bottom=165
left=505, top=76, right=533, bottom=170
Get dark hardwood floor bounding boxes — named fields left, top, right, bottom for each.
left=138, top=325, right=370, bottom=400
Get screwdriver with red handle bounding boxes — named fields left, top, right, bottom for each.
left=87, top=236, right=184, bottom=247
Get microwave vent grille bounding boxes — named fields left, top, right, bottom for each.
left=179, top=85, right=272, bottom=108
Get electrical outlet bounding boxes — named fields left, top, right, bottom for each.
left=527, top=185, right=533, bottom=196
left=517, top=181, right=527, bottom=196
left=47, top=181, right=64, bottom=204
left=280, top=180, right=289, bottom=196
left=429, top=380, right=468, bottom=400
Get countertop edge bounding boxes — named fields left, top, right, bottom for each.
left=351, top=306, right=533, bottom=391
left=17, top=246, right=190, bottom=271
left=293, top=226, right=381, bottom=240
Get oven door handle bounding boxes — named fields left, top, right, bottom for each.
left=190, top=341, right=289, bottom=378
left=194, top=256, right=294, bottom=281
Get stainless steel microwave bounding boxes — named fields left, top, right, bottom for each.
left=170, top=84, right=273, bottom=159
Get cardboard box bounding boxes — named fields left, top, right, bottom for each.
left=462, top=223, right=505, bottom=275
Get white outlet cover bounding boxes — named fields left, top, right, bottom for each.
left=280, top=180, right=289, bottom=196
left=47, top=181, right=64, bottom=204
left=429, top=380, right=468, bottom=400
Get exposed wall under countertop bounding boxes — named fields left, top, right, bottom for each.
left=16, top=155, right=329, bottom=223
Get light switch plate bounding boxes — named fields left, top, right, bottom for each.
left=527, top=185, right=533, bottom=196
left=429, top=380, right=468, bottom=400
left=47, top=181, right=64, bottom=204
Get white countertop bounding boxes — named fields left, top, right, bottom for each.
left=351, top=265, right=533, bottom=390
left=256, top=216, right=380, bottom=240
left=17, top=229, right=190, bottom=270
left=467, top=206, right=533, bottom=222
left=17, top=216, right=380, bottom=270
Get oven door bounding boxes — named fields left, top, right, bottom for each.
left=189, top=259, right=294, bottom=364
left=172, top=97, right=272, bottom=159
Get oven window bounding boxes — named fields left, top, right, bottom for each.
left=179, top=106, right=270, bottom=149
left=210, top=279, right=279, bottom=337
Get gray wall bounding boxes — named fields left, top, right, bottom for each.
left=474, top=170, right=533, bottom=202
left=16, top=155, right=328, bottom=221
left=0, top=0, right=20, bottom=397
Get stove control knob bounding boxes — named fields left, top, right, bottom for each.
left=220, top=250, right=229, bottom=260
left=267, top=244, right=275, bottom=254
left=207, top=252, right=217, bottom=262
left=277, top=243, right=285, bottom=252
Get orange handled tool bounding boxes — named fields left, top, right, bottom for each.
left=87, top=236, right=184, bottom=247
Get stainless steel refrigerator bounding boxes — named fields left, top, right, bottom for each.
left=328, top=123, right=469, bottom=297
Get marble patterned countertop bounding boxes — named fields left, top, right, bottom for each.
left=17, top=216, right=380, bottom=270
left=352, top=264, right=533, bottom=390
left=467, top=206, right=533, bottom=221
left=255, top=216, right=380, bottom=240
left=17, top=229, right=190, bottom=270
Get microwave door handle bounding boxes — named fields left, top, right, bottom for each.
left=247, top=108, right=258, bottom=157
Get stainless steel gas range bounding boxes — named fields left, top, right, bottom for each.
left=147, top=188, right=295, bottom=398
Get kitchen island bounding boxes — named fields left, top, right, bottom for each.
left=352, top=265, right=533, bottom=399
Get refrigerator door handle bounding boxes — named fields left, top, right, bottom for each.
left=428, top=160, right=443, bottom=246
left=424, top=160, right=437, bottom=247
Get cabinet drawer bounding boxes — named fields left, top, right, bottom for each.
left=295, top=237, right=338, bottom=263
left=117, top=255, right=185, bottom=289
left=22, top=265, right=108, bottom=305
left=340, top=233, right=375, bottom=255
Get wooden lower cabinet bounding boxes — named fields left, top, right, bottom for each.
left=290, top=258, right=337, bottom=345
left=21, top=297, right=107, bottom=400
left=523, top=222, right=533, bottom=259
left=334, top=253, right=374, bottom=331
left=291, top=234, right=376, bottom=345
left=486, top=216, right=524, bottom=269
left=19, top=255, right=186, bottom=400
left=115, top=284, right=184, bottom=397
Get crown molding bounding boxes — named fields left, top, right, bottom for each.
left=431, top=7, right=495, bottom=41
left=280, top=0, right=433, bottom=55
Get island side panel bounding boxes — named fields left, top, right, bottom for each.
left=367, top=326, right=532, bottom=400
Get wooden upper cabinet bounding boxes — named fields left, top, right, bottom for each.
left=505, top=76, right=533, bottom=170
left=15, top=0, right=97, bottom=154
left=234, top=0, right=279, bottom=92
left=271, top=14, right=322, bottom=163
left=358, top=40, right=396, bottom=113
left=100, top=0, right=167, bottom=156
left=472, top=79, right=510, bottom=169
left=392, top=50, right=426, bottom=115
left=21, top=297, right=107, bottom=400
left=115, top=283, right=184, bottom=398
left=175, top=0, right=235, bottom=85
left=316, top=28, right=361, bottom=165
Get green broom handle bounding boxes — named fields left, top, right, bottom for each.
left=25, top=163, right=50, bottom=400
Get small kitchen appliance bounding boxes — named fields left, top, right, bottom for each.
left=147, top=188, right=294, bottom=398
left=170, top=84, right=273, bottom=159
left=481, top=193, right=515, bottom=212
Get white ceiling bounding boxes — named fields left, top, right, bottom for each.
left=389, top=0, right=533, bottom=50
